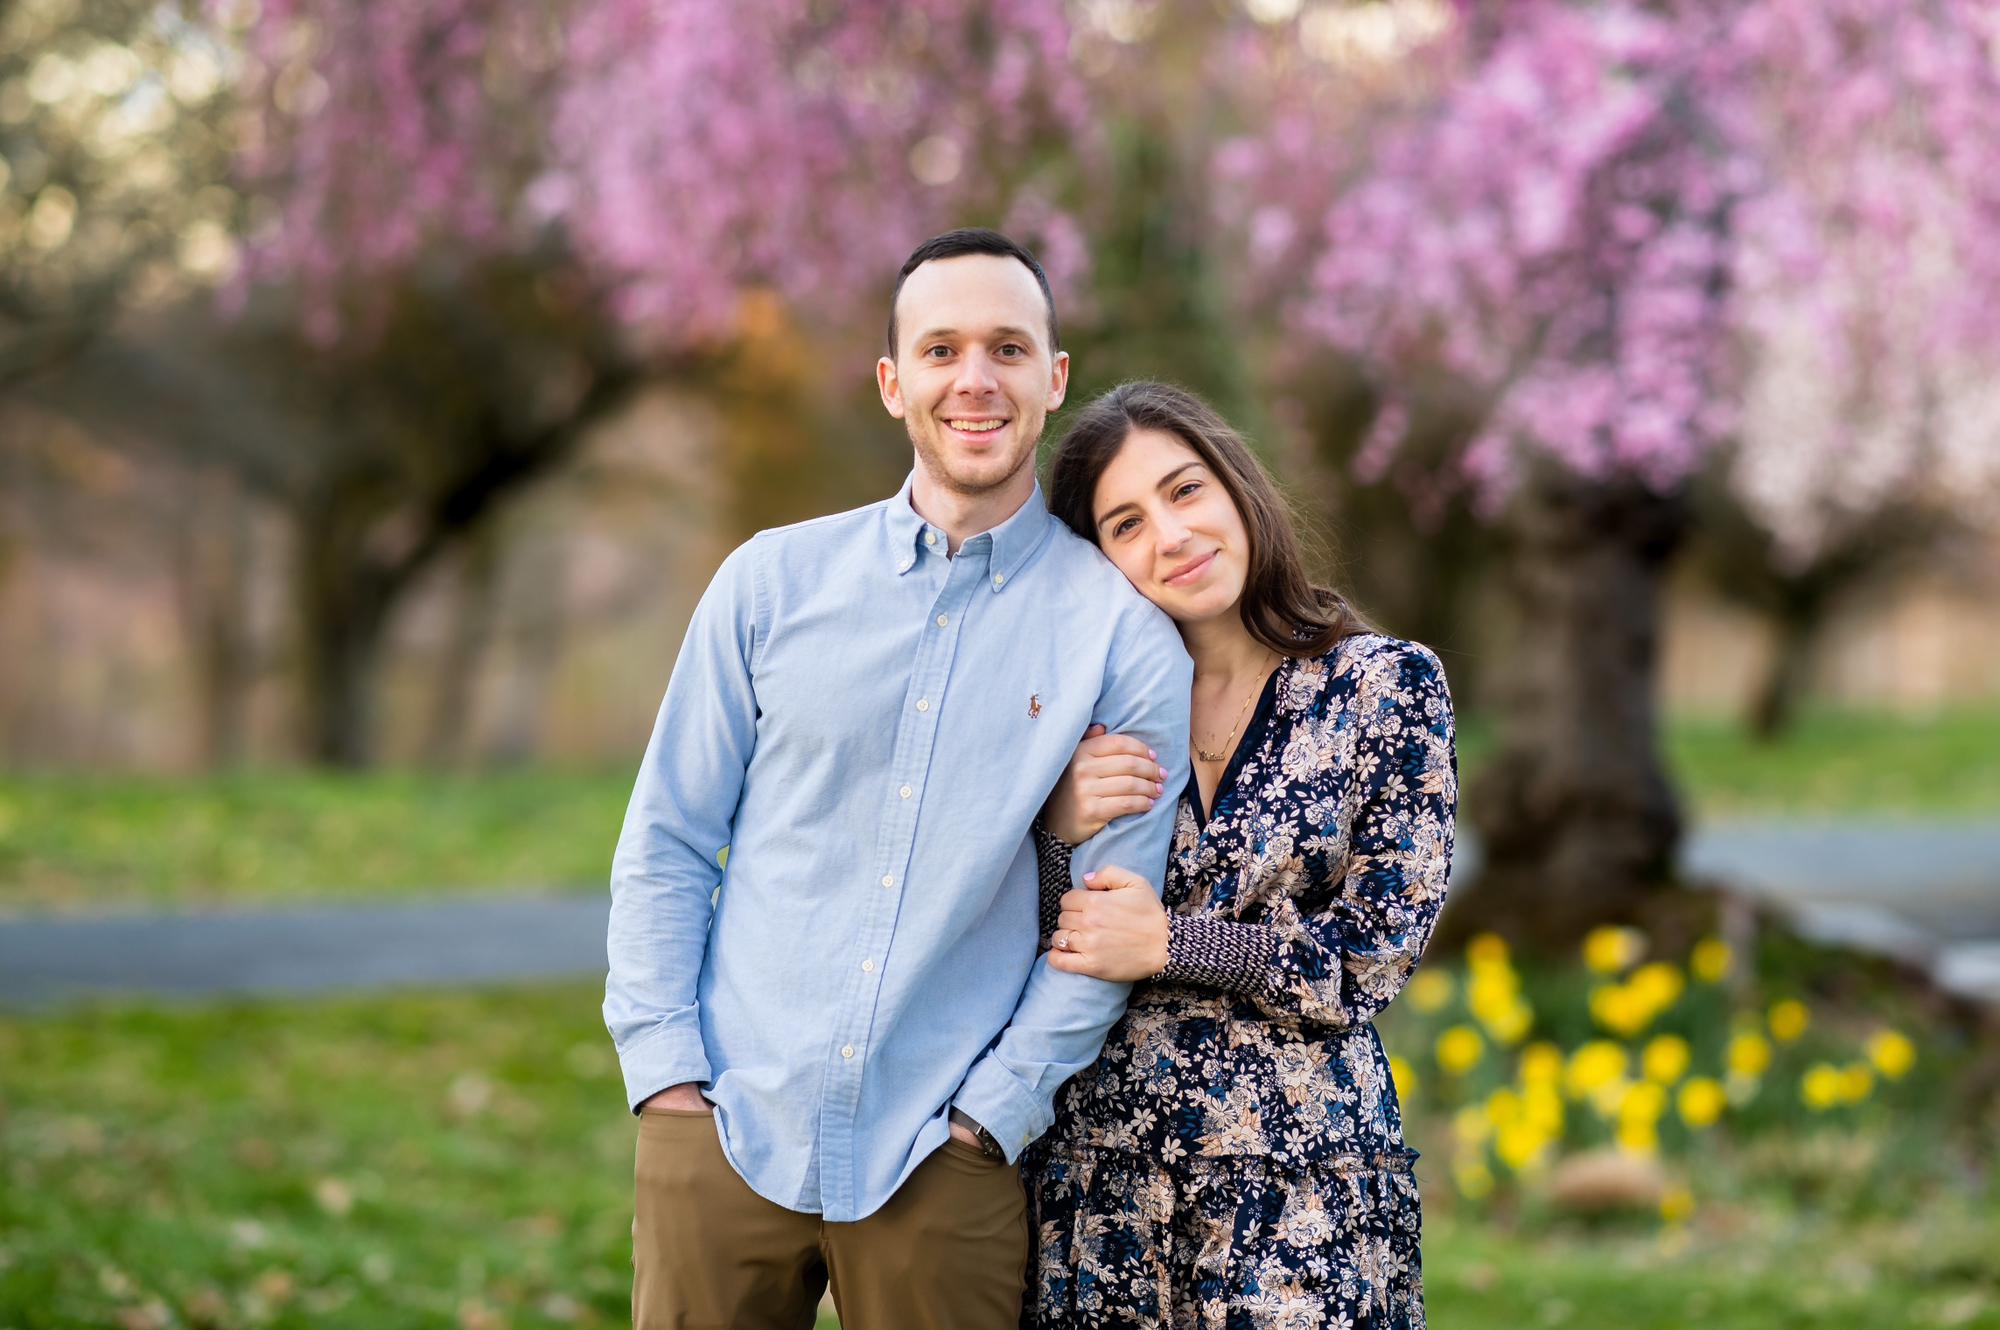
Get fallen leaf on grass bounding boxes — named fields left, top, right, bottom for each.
left=116, top=1301, right=171, bottom=1330
left=313, top=1176, right=354, bottom=1217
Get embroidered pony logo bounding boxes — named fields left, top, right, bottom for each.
left=1028, top=693, right=1042, bottom=718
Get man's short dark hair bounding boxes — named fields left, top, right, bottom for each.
left=886, top=228, right=1060, bottom=358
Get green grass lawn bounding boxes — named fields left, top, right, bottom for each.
left=2, top=983, right=1994, bottom=1330
left=2, top=706, right=1996, bottom=912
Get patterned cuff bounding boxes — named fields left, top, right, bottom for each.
left=1160, top=914, right=1283, bottom=996
left=1032, top=821, right=1074, bottom=948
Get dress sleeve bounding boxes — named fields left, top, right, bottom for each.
left=1157, top=642, right=1457, bottom=1028
left=1032, top=823, right=1073, bottom=950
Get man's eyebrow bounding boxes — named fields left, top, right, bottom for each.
left=1094, top=462, right=1204, bottom=530
left=910, top=326, right=1040, bottom=346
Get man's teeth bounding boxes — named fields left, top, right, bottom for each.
left=948, top=420, right=1004, bottom=432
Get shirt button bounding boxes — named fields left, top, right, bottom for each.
left=840, top=1045, right=855, bottom=1059
left=881, top=874, right=895, bottom=888
left=925, top=531, right=938, bottom=546
left=935, top=614, right=949, bottom=628
left=861, top=958, right=875, bottom=973
left=915, top=698, right=930, bottom=712
left=992, top=573, right=1005, bottom=587
left=899, top=785, right=912, bottom=799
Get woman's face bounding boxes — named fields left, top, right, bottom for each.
left=1089, top=427, right=1250, bottom=626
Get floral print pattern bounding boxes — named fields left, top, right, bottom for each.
left=1025, top=634, right=1457, bottom=1329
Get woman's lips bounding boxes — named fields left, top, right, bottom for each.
left=1164, top=551, right=1216, bottom=587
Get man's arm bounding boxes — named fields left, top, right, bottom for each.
left=951, top=603, right=1192, bottom=1159
left=604, top=540, right=763, bottom=1114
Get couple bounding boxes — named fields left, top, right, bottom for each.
left=604, top=228, right=1457, bottom=1330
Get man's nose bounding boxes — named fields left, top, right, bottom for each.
left=953, top=350, right=999, bottom=395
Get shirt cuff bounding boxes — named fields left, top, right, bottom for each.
left=1160, top=914, right=1283, bottom=997
left=616, top=1023, right=713, bottom=1115
left=952, top=1053, right=1049, bottom=1163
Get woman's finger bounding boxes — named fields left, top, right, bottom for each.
left=1085, top=775, right=1163, bottom=800
left=1079, top=733, right=1157, bottom=761
left=1088, top=796, right=1155, bottom=822
left=1081, top=864, right=1152, bottom=893
left=1082, top=754, right=1170, bottom=782
left=1056, top=908, right=1086, bottom=932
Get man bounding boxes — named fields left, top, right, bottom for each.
left=606, top=228, right=1192, bottom=1329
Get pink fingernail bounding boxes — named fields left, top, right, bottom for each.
left=1082, top=871, right=1096, bottom=882
left=1147, top=748, right=1157, bottom=759
left=1158, top=766, right=1169, bottom=780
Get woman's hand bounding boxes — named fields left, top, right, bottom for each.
left=1047, top=865, right=1170, bottom=982
left=1040, top=725, right=1168, bottom=846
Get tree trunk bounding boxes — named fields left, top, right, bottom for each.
left=1459, top=472, right=1688, bottom=945
left=422, top=530, right=500, bottom=769
left=296, top=497, right=394, bottom=768
left=1747, top=599, right=1820, bottom=742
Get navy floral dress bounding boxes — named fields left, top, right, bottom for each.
left=1026, top=633, right=1457, bottom=1330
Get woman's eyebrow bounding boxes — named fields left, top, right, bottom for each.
left=1095, top=463, right=1204, bottom=530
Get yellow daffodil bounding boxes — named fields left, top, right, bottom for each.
left=1838, top=1062, right=1874, bottom=1103
left=1407, top=970, right=1453, bottom=1014
left=1518, top=1042, right=1564, bottom=1086
left=1480, top=997, right=1535, bottom=1045
left=1641, top=1034, right=1691, bottom=1085
left=1866, top=1030, right=1916, bottom=1080
left=1565, top=1041, right=1630, bottom=1099
left=1485, top=1087, right=1521, bottom=1125
left=1629, top=961, right=1686, bottom=1012
left=1522, top=1082, right=1565, bottom=1136
left=1727, top=1030, right=1772, bottom=1078
left=1436, top=1024, right=1485, bottom=1076
left=1583, top=924, right=1646, bottom=974
left=1801, top=1062, right=1842, bottom=1110
left=1466, top=933, right=1511, bottom=969
left=1495, top=1121, right=1550, bottom=1172
left=1690, top=937, right=1732, bottom=983
left=1616, top=1115, right=1660, bottom=1156
left=1768, top=999, right=1810, bottom=1042
left=1660, top=1185, right=1695, bottom=1224
left=1589, top=1076, right=1632, bottom=1119
left=1676, top=1077, right=1726, bottom=1128
left=1589, top=983, right=1647, bottom=1037
left=1389, top=1055, right=1418, bottom=1100
left=1453, top=1105, right=1492, bottom=1148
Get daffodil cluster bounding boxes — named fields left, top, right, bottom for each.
left=1380, top=926, right=1924, bottom=1226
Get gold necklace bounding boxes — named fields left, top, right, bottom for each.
left=1193, top=653, right=1277, bottom=763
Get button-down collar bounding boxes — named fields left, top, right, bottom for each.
left=885, top=471, right=1055, bottom=590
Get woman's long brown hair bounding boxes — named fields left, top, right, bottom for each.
left=1046, top=381, right=1367, bottom=658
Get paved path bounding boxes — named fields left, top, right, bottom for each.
left=2, top=821, right=1996, bottom=1009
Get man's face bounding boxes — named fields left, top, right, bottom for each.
left=877, top=254, right=1069, bottom=499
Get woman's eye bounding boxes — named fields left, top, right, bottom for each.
left=1113, top=517, right=1139, bottom=538
left=1174, top=481, right=1202, bottom=501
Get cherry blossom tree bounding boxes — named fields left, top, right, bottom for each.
left=1208, top=0, right=2000, bottom=936
left=219, top=0, right=1088, bottom=764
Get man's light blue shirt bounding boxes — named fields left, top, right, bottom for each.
left=605, top=474, right=1192, bottom=1221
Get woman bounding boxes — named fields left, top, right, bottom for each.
left=1024, top=382, right=1456, bottom=1330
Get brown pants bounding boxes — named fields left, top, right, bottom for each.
left=632, top=1108, right=1028, bottom=1330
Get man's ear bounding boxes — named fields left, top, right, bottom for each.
left=1046, top=349, right=1071, bottom=412
left=877, top=355, right=906, bottom=419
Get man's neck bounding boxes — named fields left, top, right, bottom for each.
left=909, top=466, right=1039, bottom=554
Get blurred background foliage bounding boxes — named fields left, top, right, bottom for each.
left=4, top=0, right=1999, bottom=1326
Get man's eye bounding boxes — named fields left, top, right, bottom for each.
left=998, top=344, right=1024, bottom=357
left=925, top=345, right=952, bottom=359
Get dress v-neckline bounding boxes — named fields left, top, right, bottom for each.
left=1187, top=660, right=1286, bottom=833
